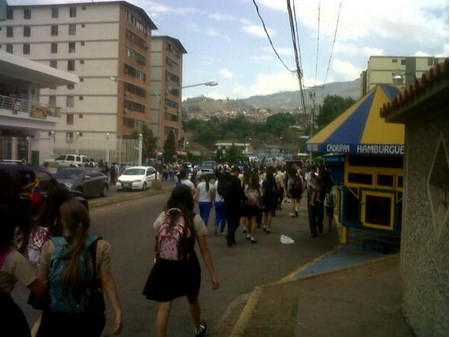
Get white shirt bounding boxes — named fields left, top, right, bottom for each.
left=197, top=181, right=213, bottom=202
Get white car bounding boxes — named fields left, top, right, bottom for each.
left=116, top=166, right=159, bottom=191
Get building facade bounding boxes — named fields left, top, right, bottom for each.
left=361, top=56, right=447, bottom=95
left=150, top=36, right=187, bottom=152
left=0, top=1, right=181, bottom=164
left=381, top=60, right=448, bottom=337
left=0, top=49, right=78, bottom=163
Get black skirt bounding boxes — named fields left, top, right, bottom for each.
left=143, top=253, right=201, bottom=302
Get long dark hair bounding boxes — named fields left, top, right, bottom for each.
left=165, top=184, right=195, bottom=233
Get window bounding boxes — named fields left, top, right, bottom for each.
left=79, top=96, right=84, bottom=100
left=66, top=114, right=74, bottom=125
left=49, top=60, right=57, bottom=68
left=51, top=43, right=58, bottom=53
left=80, top=60, right=84, bottom=64
left=68, top=42, right=75, bottom=53
left=66, top=132, right=74, bottom=143
left=23, top=44, right=30, bottom=55
left=24, top=26, right=31, bottom=37
left=52, top=7, right=58, bottom=18
left=49, top=96, right=56, bottom=106
left=24, top=9, right=31, bottom=20
left=69, top=7, right=77, bottom=17
left=6, top=44, right=13, bottom=53
left=67, top=84, right=74, bottom=89
left=6, top=26, right=13, bottom=38
left=79, top=77, right=84, bottom=82
left=67, top=60, right=75, bottom=71
left=80, top=41, right=85, bottom=46
left=51, top=25, right=58, bottom=36
left=6, top=9, right=13, bottom=20
left=66, top=96, right=74, bottom=107
left=68, top=24, right=76, bottom=35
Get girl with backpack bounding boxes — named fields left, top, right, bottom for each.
left=36, top=199, right=123, bottom=337
left=143, top=184, right=219, bottom=337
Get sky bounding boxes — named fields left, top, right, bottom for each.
left=9, top=0, right=450, bottom=99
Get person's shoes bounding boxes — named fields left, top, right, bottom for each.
left=250, top=237, right=257, bottom=243
left=214, top=227, right=218, bottom=235
left=295, top=210, right=299, bottom=217
left=246, top=234, right=251, bottom=240
left=195, top=321, right=207, bottom=337
left=226, top=238, right=233, bottom=247
left=265, top=228, right=271, bottom=233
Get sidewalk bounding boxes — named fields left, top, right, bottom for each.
left=228, top=231, right=414, bottom=337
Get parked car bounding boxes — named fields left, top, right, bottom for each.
left=54, top=167, right=109, bottom=198
left=116, top=166, right=159, bottom=191
left=44, top=153, right=90, bottom=169
left=197, top=160, right=217, bottom=179
left=0, top=162, right=87, bottom=253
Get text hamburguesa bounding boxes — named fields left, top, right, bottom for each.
left=306, top=144, right=404, bottom=155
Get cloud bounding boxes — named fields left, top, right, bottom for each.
left=331, top=59, right=362, bottom=81
left=241, top=19, right=275, bottom=38
left=219, top=68, right=234, bottom=79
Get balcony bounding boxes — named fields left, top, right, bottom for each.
left=0, top=94, right=62, bottom=121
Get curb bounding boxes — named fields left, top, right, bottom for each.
left=227, top=246, right=399, bottom=337
left=88, top=184, right=171, bottom=209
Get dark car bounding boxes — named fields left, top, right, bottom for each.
left=54, top=167, right=109, bottom=198
left=0, top=162, right=87, bottom=253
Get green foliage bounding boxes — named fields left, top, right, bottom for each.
left=130, top=124, right=158, bottom=162
left=163, top=131, right=176, bottom=161
left=316, top=95, right=356, bottom=130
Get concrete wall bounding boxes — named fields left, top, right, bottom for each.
left=400, top=109, right=449, bottom=337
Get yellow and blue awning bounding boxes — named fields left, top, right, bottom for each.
left=306, top=84, right=405, bottom=155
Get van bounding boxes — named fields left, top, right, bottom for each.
left=45, top=154, right=89, bottom=169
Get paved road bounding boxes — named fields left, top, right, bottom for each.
left=13, top=183, right=338, bottom=337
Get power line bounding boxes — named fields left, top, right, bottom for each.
left=323, top=1, right=342, bottom=85
left=251, top=0, right=295, bottom=73
left=286, top=0, right=307, bottom=115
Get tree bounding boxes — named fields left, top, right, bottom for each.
left=316, top=95, right=356, bottom=130
left=130, top=124, right=158, bottom=163
left=163, top=131, right=176, bottom=162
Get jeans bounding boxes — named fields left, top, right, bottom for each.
left=198, top=202, right=212, bottom=227
left=214, top=201, right=227, bottom=232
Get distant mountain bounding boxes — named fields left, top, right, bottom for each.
left=182, top=79, right=362, bottom=119
left=243, top=79, right=361, bottom=109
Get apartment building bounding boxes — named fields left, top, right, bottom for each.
left=0, top=1, right=180, bottom=164
left=150, top=36, right=187, bottom=152
left=361, top=56, right=447, bottom=95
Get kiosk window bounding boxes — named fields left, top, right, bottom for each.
left=348, top=173, right=372, bottom=185
left=364, top=195, right=392, bottom=227
left=377, top=174, right=394, bottom=187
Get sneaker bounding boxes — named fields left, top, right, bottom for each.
left=246, top=234, right=251, bottom=240
left=265, top=228, right=271, bottom=233
left=195, top=321, right=207, bottom=337
left=250, top=237, right=257, bottom=243
left=295, top=210, right=299, bottom=217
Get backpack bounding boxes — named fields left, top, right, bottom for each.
left=155, top=208, right=192, bottom=261
left=48, top=234, right=102, bottom=313
left=246, top=189, right=259, bottom=206
left=292, top=176, right=303, bottom=191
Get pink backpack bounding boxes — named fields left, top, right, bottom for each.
left=155, top=208, right=191, bottom=261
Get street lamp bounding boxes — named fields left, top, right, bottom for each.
left=392, top=71, right=418, bottom=88
left=105, top=133, right=110, bottom=164
left=182, top=81, right=218, bottom=89
left=138, top=133, right=143, bottom=166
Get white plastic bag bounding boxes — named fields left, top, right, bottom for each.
left=280, top=234, right=295, bottom=244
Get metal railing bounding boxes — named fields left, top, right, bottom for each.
left=0, top=94, right=62, bottom=119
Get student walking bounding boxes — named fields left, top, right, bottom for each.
left=212, top=178, right=227, bottom=235
left=36, top=199, right=123, bottom=337
left=196, top=174, right=215, bottom=230
left=261, top=167, right=278, bottom=233
left=143, top=184, right=219, bottom=337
